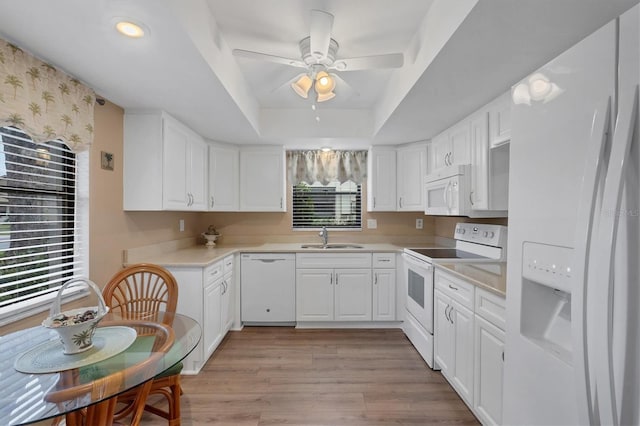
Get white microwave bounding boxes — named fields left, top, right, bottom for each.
left=424, top=164, right=470, bottom=216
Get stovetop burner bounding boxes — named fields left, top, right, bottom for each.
left=406, top=248, right=486, bottom=260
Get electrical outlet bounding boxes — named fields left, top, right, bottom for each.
left=416, top=218, right=423, bottom=229
left=367, top=219, right=377, bottom=229
left=179, top=219, right=185, bottom=232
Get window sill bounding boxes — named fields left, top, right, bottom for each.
left=0, top=288, right=88, bottom=328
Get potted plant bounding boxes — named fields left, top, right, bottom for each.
left=202, top=225, right=220, bottom=247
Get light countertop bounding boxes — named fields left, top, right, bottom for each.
left=435, top=262, right=507, bottom=297
left=125, top=241, right=453, bottom=268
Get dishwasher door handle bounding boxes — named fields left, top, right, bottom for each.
left=255, top=259, right=289, bottom=263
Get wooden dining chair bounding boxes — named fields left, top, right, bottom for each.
left=102, top=263, right=182, bottom=426
left=45, top=320, right=175, bottom=426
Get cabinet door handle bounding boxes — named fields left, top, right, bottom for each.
left=210, top=196, right=214, bottom=208
left=374, top=273, right=378, bottom=285
left=449, top=306, right=454, bottom=324
left=335, top=274, right=339, bottom=285
left=399, top=197, right=403, bottom=208
left=469, top=191, right=474, bottom=206
left=445, top=305, right=452, bottom=323
left=330, top=274, right=333, bottom=285
left=448, top=284, right=458, bottom=291
left=373, top=197, right=376, bottom=208
left=280, top=197, right=283, bottom=208
left=502, top=351, right=505, bottom=362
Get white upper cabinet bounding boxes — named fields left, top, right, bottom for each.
left=429, top=121, right=471, bottom=174
left=240, top=146, right=286, bottom=211
left=449, top=121, right=471, bottom=166
left=396, top=142, right=427, bottom=211
left=470, top=111, right=490, bottom=210
left=208, top=143, right=239, bottom=211
left=488, top=91, right=511, bottom=148
left=124, top=111, right=207, bottom=211
left=367, top=146, right=397, bottom=211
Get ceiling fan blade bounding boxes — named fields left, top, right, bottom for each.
left=309, top=10, right=334, bottom=60
left=330, top=53, right=404, bottom=71
left=330, top=73, right=359, bottom=98
left=232, top=49, right=307, bottom=68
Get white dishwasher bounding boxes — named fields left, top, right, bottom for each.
left=240, top=253, right=296, bottom=324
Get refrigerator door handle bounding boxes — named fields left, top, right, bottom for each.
left=572, top=96, right=612, bottom=426
left=594, top=85, right=639, bottom=426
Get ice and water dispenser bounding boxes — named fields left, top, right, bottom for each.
left=520, top=242, right=574, bottom=364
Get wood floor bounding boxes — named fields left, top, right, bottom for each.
left=141, top=327, right=479, bottom=426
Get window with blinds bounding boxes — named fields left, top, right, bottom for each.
left=0, top=127, right=80, bottom=312
left=292, top=181, right=362, bottom=229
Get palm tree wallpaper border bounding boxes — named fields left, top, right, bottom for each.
left=0, top=38, right=95, bottom=152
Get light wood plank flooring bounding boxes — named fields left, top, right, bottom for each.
left=141, top=327, right=479, bottom=425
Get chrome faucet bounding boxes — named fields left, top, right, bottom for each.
left=318, top=226, right=329, bottom=247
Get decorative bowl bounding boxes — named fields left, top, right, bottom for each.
left=202, top=233, right=219, bottom=248
left=42, top=278, right=109, bottom=354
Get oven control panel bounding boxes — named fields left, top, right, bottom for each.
left=454, top=223, right=507, bottom=248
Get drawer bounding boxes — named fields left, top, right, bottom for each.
left=435, top=269, right=475, bottom=310
left=223, top=255, right=234, bottom=275
left=296, top=252, right=372, bottom=269
left=204, top=260, right=223, bottom=285
left=475, top=287, right=506, bottom=330
left=372, top=252, right=396, bottom=268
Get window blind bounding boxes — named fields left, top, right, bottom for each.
left=292, top=181, right=362, bottom=229
left=0, top=127, right=80, bottom=310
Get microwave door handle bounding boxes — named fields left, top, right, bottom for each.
left=446, top=181, right=453, bottom=212
left=592, top=86, right=638, bottom=426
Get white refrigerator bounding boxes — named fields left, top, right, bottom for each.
left=503, top=4, right=639, bottom=426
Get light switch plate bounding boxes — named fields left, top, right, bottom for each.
left=367, top=219, right=377, bottom=229
left=416, top=218, right=423, bottom=229
left=179, top=219, right=185, bottom=232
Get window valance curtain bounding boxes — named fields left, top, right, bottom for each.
left=287, top=150, right=367, bottom=185
left=0, top=39, right=95, bottom=152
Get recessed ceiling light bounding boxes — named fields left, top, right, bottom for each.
left=115, top=21, right=145, bottom=38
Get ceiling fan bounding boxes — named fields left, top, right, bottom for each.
left=232, top=9, right=405, bottom=102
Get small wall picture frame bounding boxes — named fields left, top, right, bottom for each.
left=101, top=151, right=114, bottom=171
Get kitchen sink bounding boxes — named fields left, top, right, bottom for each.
left=300, top=244, right=364, bottom=249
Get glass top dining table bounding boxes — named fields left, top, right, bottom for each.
left=0, top=312, right=201, bottom=426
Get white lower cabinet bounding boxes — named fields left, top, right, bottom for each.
left=334, top=269, right=373, bottom=321
left=295, top=267, right=372, bottom=321
left=434, top=288, right=474, bottom=405
left=166, top=255, right=235, bottom=374
left=474, top=314, right=505, bottom=426
left=203, top=278, right=222, bottom=358
left=473, top=287, right=506, bottom=426
left=372, top=252, right=397, bottom=321
left=434, top=266, right=507, bottom=425
left=372, top=268, right=396, bottom=320
left=221, top=255, right=234, bottom=332
left=296, top=252, right=388, bottom=323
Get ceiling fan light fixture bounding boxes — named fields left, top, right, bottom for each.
left=316, top=91, right=335, bottom=102
left=314, top=71, right=335, bottom=95
left=291, top=74, right=313, bottom=98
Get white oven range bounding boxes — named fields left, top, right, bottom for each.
left=402, top=222, right=507, bottom=369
